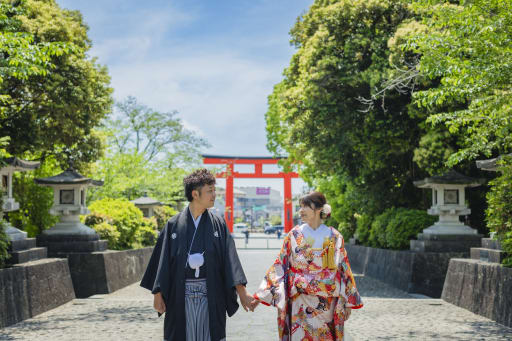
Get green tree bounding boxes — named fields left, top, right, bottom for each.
left=0, top=138, right=11, bottom=267
left=270, top=215, right=282, bottom=226
left=398, top=0, right=512, bottom=165
left=8, top=155, right=60, bottom=236
left=485, top=157, right=512, bottom=266
left=105, top=96, right=208, bottom=165
left=0, top=0, right=74, bottom=116
left=266, top=0, right=427, bottom=223
left=0, top=0, right=113, bottom=168
left=89, top=97, right=209, bottom=203
left=88, top=152, right=188, bottom=203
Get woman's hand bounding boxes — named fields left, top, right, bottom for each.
left=344, top=307, right=352, bottom=320
left=153, top=292, right=166, bottom=314
left=250, top=297, right=260, bottom=310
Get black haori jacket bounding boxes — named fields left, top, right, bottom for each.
left=140, top=208, right=247, bottom=341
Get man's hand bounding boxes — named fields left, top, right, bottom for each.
left=153, top=292, right=166, bottom=314
left=236, top=284, right=257, bottom=312
left=344, top=307, right=352, bottom=320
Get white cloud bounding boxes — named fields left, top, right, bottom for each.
left=63, top=0, right=301, bottom=156
left=107, top=48, right=285, bottom=155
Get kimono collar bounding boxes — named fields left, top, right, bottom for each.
left=188, top=205, right=206, bottom=228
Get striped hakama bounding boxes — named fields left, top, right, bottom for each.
left=179, top=279, right=226, bottom=341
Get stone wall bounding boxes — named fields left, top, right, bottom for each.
left=345, top=244, right=466, bottom=297
left=0, top=259, right=75, bottom=328
left=442, top=258, right=512, bottom=328
left=67, top=247, right=153, bottom=298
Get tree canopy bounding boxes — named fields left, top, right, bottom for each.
left=407, top=0, right=512, bottom=165
left=266, top=0, right=500, bottom=237
left=88, top=97, right=209, bottom=203
left=266, top=0, right=425, bottom=218
left=0, top=0, right=113, bottom=168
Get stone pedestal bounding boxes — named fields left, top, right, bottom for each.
left=42, top=214, right=98, bottom=236
left=36, top=233, right=107, bottom=256
left=410, top=233, right=483, bottom=252
left=2, top=199, right=28, bottom=241
left=470, top=237, right=506, bottom=263
left=7, top=238, right=47, bottom=264
left=422, top=212, right=478, bottom=235
left=4, top=223, right=28, bottom=241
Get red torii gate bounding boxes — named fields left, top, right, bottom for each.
left=202, top=155, right=299, bottom=233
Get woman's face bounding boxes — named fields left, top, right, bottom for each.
left=299, top=203, right=322, bottom=224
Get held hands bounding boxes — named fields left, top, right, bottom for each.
left=235, top=285, right=259, bottom=312
left=153, top=292, right=166, bottom=314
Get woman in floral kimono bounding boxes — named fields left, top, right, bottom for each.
left=252, top=191, right=363, bottom=340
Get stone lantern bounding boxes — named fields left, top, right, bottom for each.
left=411, top=170, right=484, bottom=252
left=476, top=153, right=512, bottom=172
left=35, top=168, right=107, bottom=254
left=1, top=157, right=40, bottom=241
left=131, top=193, right=162, bottom=218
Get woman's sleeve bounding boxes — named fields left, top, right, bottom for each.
left=338, top=236, right=363, bottom=309
left=253, top=232, right=291, bottom=310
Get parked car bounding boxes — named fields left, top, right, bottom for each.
left=233, top=223, right=249, bottom=233
left=264, top=225, right=283, bottom=234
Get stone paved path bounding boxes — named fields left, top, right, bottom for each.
left=1, top=249, right=511, bottom=340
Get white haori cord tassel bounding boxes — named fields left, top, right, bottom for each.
left=186, top=220, right=205, bottom=278
left=188, top=252, right=205, bottom=278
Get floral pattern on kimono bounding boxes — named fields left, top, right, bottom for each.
left=254, top=225, right=363, bottom=340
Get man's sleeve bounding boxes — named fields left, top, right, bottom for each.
left=223, top=219, right=247, bottom=288
left=140, top=222, right=168, bottom=293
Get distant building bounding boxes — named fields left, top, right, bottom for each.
left=214, top=186, right=283, bottom=226
left=213, top=187, right=247, bottom=219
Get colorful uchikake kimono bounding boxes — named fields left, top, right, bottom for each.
left=254, top=226, right=363, bottom=340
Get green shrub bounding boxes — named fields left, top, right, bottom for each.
left=485, top=157, right=512, bottom=267
left=93, top=222, right=120, bottom=249
left=84, top=213, right=112, bottom=227
left=136, top=218, right=158, bottom=247
left=339, top=221, right=356, bottom=241
left=385, top=208, right=437, bottom=250
left=153, top=205, right=178, bottom=231
left=355, top=214, right=373, bottom=244
left=369, top=208, right=397, bottom=248
left=87, top=198, right=144, bottom=249
left=0, top=220, right=10, bottom=268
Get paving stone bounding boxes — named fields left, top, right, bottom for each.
left=1, top=249, right=511, bottom=340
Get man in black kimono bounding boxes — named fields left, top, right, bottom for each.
left=140, top=168, right=255, bottom=341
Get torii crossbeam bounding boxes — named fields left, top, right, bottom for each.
left=202, top=155, right=299, bottom=233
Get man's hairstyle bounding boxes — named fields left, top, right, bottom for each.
left=183, top=168, right=216, bottom=202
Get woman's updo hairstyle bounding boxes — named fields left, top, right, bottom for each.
left=299, top=191, right=331, bottom=220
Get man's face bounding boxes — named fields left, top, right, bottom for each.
left=193, top=184, right=216, bottom=208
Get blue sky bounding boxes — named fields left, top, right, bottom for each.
left=56, top=0, right=313, bottom=195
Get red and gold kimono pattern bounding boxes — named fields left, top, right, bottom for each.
left=254, top=226, right=363, bottom=340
